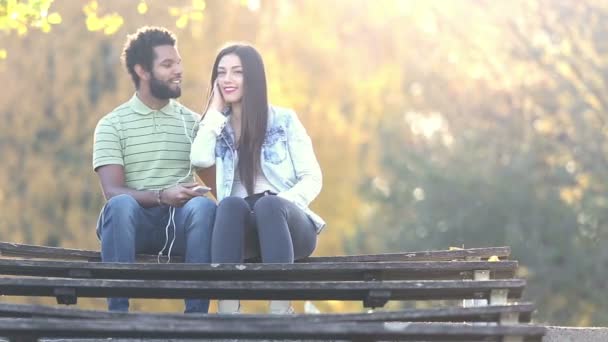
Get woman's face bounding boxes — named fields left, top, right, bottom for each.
left=216, top=53, right=244, bottom=104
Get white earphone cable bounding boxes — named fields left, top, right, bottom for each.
left=157, top=107, right=197, bottom=264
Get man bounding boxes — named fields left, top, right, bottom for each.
left=93, top=26, right=216, bottom=313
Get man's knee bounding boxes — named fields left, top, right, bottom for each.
left=105, top=194, right=140, bottom=215
left=98, top=195, right=140, bottom=245
left=184, top=196, right=217, bottom=228
left=99, top=194, right=140, bottom=235
left=186, top=196, right=216, bottom=215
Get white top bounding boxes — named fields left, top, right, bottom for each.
left=230, top=153, right=280, bottom=197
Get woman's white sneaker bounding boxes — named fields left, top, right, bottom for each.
left=217, top=299, right=241, bottom=314
left=269, top=300, right=294, bottom=314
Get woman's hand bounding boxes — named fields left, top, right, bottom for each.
left=209, top=80, right=225, bottom=112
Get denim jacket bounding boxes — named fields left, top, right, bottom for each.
left=191, top=105, right=325, bottom=232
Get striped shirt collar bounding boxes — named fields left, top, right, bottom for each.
left=129, top=93, right=177, bottom=116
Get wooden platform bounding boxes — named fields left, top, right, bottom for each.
left=0, top=242, right=544, bottom=341
left=0, top=318, right=546, bottom=341
left=0, top=241, right=511, bottom=263
left=0, top=259, right=518, bottom=280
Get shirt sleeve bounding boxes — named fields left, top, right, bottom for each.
left=92, top=116, right=124, bottom=171
left=190, top=109, right=227, bottom=168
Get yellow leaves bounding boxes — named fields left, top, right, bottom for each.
left=102, top=19, right=122, bottom=35
left=84, top=0, right=98, bottom=12
left=83, top=0, right=123, bottom=35
left=576, top=173, right=591, bottom=190
left=575, top=301, right=596, bottom=327
left=46, top=12, right=61, bottom=24
left=39, top=21, right=51, bottom=33
left=555, top=61, right=572, bottom=79
left=0, top=49, right=6, bottom=59
left=533, top=117, right=555, bottom=134
left=560, top=186, right=583, bottom=205
left=85, top=13, right=124, bottom=35
left=193, top=0, right=207, bottom=11
left=33, top=10, right=60, bottom=33
left=0, top=0, right=60, bottom=35
left=137, top=1, right=148, bottom=15
left=169, top=7, right=181, bottom=16
left=16, top=24, right=27, bottom=35
left=190, top=11, right=204, bottom=21
left=559, top=39, right=572, bottom=56
left=175, top=15, right=189, bottom=29
left=169, top=0, right=207, bottom=29
left=559, top=173, right=593, bottom=205
left=584, top=93, right=602, bottom=111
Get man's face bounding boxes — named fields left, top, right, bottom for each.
left=149, top=45, right=183, bottom=99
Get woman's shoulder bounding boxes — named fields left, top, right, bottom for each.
left=269, top=104, right=296, bottom=116
left=268, top=105, right=298, bottom=127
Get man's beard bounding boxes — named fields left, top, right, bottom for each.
left=149, top=72, right=181, bottom=99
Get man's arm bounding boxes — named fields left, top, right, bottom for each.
left=97, top=164, right=159, bottom=208
left=96, top=164, right=201, bottom=208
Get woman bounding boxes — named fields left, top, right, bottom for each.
left=190, top=43, right=325, bottom=314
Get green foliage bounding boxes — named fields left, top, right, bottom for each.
left=354, top=0, right=608, bottom=325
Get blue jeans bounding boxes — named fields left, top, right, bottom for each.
left=97, top=194, right=216, bottom=313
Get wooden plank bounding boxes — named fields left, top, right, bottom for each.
left=0, top=277, right=525, bottom=302
left=0, top=302, right=536, bottom=323
left=0, top=318, right=546, bottom=341
left=0, top=259, right=518, bottom=281
left=303, top=246, right=511, bottom=262
left=0, top=241, right=511, bottom=263
left=0, top=242, right=100, bottom=261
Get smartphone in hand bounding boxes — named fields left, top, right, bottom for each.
left=192, top=185, right=212, bottom=195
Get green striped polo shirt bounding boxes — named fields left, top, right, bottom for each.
left=93, top=94, right=199, bottom=191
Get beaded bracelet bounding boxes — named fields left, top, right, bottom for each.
left=156, top=189, right=163, bottom=206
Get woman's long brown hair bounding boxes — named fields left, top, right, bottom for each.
left=207, top=43, right=269, bottom=195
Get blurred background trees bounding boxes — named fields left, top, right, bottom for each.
left=1, top=0, right=607, bottom=325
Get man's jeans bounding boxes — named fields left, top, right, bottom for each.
left=97, top=194, right=216, bottom=313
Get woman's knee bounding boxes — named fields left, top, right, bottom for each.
left=295, top=235, right=317, bottom=260
left=218, top=196, right=250, bottom=212
left=214, top=197, right=250, bottom=233
left=253, top=195, right=286, bottom=215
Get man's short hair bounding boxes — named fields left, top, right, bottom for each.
left=121, top=26, right=177, bottom=88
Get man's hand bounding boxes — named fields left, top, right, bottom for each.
left=160, top=182, right=203, bottom=207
